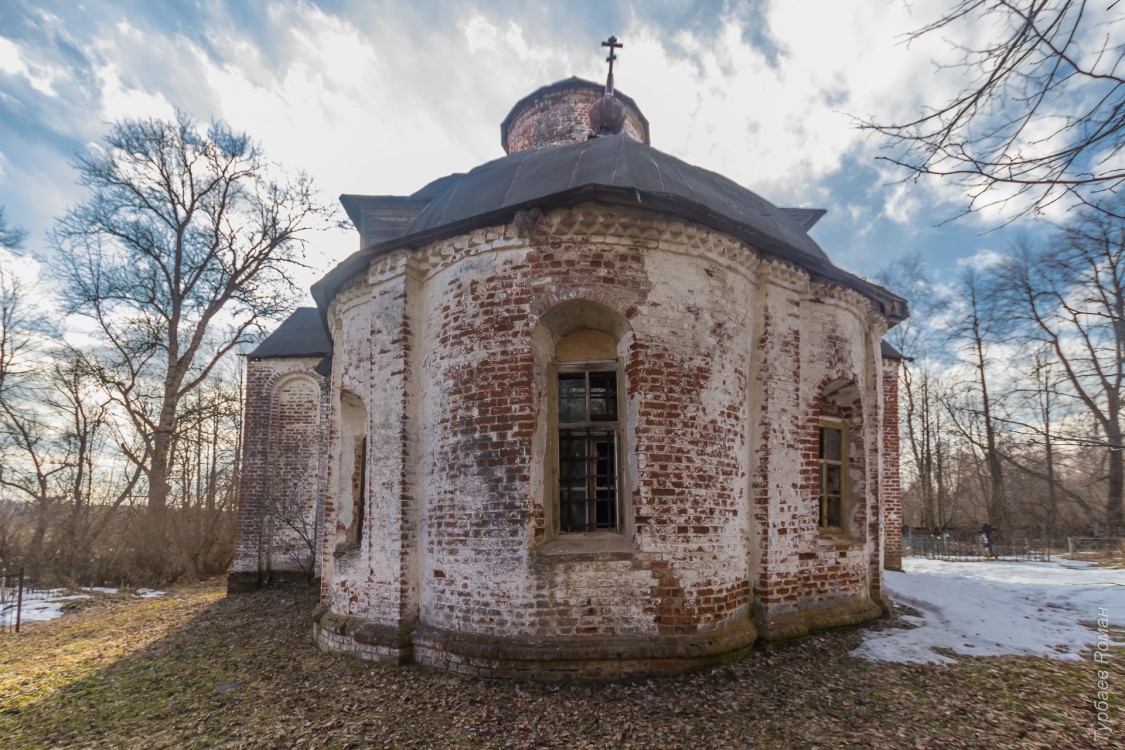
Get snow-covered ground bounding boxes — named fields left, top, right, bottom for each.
left=15, top=594, right=91, bottom=623
left=854, top=557, right=1125, bottom=664
left=3, top=587, right=166, bottom=626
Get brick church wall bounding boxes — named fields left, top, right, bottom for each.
left=882, top=359, right=903, bottom=571
left=503, top=84, right=648, bottom=154
left=312, top=203, right=893, bottom=676
left=229, top=356, right=327, bottom=592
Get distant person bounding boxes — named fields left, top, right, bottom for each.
left=980, top=523, right=996, bottom=558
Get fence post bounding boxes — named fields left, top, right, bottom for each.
left=15, top=565, right=24, bottom=634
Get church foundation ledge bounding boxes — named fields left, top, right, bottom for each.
left=872, top=588, right=894, bottom=615
left=410, top=619, right=758, bottom=680
left=227, top=570, right=315, bottom=594
left=312, top=608, right=415, bottom=665
left=754, top=598, right=883, bottom=645
left=226, top=570, right=262, bottom=594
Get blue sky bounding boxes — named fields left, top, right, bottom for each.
left=0, top=0, right=1084, bottom=306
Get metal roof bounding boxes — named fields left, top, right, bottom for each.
left=403, top=134, right=830, bottom=263
left=313, top=133, right=908, bottom=324
left=881, top=340, right=909, bottom=361
left=247, top=307, right=331, bottom=360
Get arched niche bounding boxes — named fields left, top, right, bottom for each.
left=335, top=389, right=369, bottom=556
left=265, top=372, right=324, bottom=571
left=531, top=299, right=635, bottom=542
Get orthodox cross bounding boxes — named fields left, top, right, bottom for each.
left=601, top=35, right=623, bottom=91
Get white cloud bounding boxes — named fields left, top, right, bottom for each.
left=0, top=36, right=62, bottom=97
left=0, top=0, right=1070, bottom=308
left=883, top=182, right=923, bottom=225
left=0, top=246, right=42, bottom=288
left=957, top=248, right=1006, bottom=271
left=93, top=61, right=176, bottom=122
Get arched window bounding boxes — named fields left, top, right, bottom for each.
left=533, top=299, right=633, bottom=540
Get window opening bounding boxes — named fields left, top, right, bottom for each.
left=349, top=436, right=367, bottom=545
left=557, top=365, right=620, bottom=533
left=819, top=425, right=843, bottom=528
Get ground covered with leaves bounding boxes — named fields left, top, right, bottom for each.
left=0, top=581, right=1118, bottom=749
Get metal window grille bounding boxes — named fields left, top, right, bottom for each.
left=819, top=425, right=843, bottom=528
left=557, top=365, right=620, bottom=533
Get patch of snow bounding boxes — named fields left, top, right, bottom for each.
left=134, top=588, right=165, bottom=598
left=81, top=586, right=119, bottom=594
left=11, top=594, right=90, bottom=623
left=854, top=558, right=1125, bottom=664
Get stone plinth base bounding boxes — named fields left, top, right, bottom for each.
left=754, top=599, right=883, bottom=645
left=227, top=570, right=314, bottom=594
left=226, top=571, right=261, bottom=594
left=311, top=607, right=757, bottom=680
left=412, top=620, right=758, bottom=680
left=311, top=596, right=890, bottom=678
left=312, top=607, right=414, bottom=664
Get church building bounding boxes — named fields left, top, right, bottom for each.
left=229, top=39, right=908, bottom=679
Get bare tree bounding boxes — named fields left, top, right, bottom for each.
left=947, top=268, right=1009, bottom=532
left=878, top=253, right=954, bottom=532
left=51, top=112, right=334, bottom=570
left=0, top=234, right=59, bottom=565
left=0, top=208, right=26, bottom=251
left=49, top=351, right=146, bottom=578
left=1021, top=348, right=1070, bottom=536
left=861, top=1, right=1125, bottom=219
left=264, top=465, right=320, bottom=583
left=170, top=366, right=243, bottom=578
left=0, top=328, right=132, bottom=574
left=0, top=210, right=32, bottom=399
left=993, top=203, right=1125, bottom=531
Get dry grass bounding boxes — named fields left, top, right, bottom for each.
left=0, top=581, right=1119, bottom=749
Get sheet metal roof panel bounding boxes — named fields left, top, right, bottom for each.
left=565, top=138, right=611, bottom=191
left=782, top=207, right=828, bottom=231
left=402, top=135, right=828, bottom=265
left=507, top=143, right=581, bottom=206
left=313, top=134, right=907, bottom=325
left=410, top=173, right=465, bottom=201
left=248, top=307, right=331, bottom=360
left=881, top=339, right=908, bottom=361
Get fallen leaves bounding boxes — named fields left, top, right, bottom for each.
left=0, top=583, right=1118, bottom=749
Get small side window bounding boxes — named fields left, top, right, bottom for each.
left=819, top=425, right=844, bottom=529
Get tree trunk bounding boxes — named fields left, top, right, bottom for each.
left=1043, top=427, right=1059, bottom=542
left=1107, top=424, right=1124, bottom=534
left=967, top=280, right=1007, bottom=534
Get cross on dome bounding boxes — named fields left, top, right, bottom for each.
left=601, top=35, right=622, bottom=93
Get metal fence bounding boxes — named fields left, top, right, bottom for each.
left=0, top=566, right=67, bottom=634
left=1066, top=537, right=1124, bottom=559
left=903, top=534, right=1052, bottom=562
left=0, top=567, right=26, bottom=633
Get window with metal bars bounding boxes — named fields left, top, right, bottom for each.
left=818, top=424, right=844, bottom=529
left=557, top=365, right=620, bottom=533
